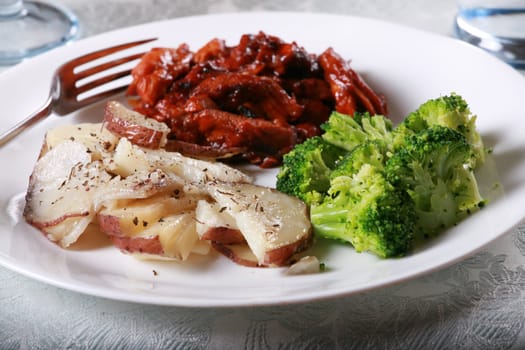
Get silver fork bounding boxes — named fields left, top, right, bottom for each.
left=0, top=38, right=157, bottom=146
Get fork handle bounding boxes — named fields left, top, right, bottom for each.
left=0, top=95, right=53, bottom=147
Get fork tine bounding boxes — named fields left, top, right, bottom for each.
left=1, top=39, right=159, bottom=146
left=62, top=38, right=157, bottom=68
left=74, top=52, right=146, bottom=80
left=75, top=68, right=133, bottom=95
left=76, top=85, right=130, bottom=107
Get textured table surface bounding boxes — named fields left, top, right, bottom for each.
left=2, top=0, right=525, bottom=349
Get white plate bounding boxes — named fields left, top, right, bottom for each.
left=1, top=12, right=525, bottom=307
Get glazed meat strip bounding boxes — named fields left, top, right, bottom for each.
left=127, top=32, right=388, bottom=167
left=185, top=73, right=304, bottom=124
left=319, top=48, right=387, bottom=116
left=127, top=45, right=193, bottom=106
left=173, top=109, right=298, bottom=168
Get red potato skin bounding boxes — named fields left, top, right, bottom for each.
left=211, top=230, right=313, bottom=267
left=103, top=102, right=166, bottom=149
left=97, top=214, right=164, bottom=255
left=200, top=227, right=246, bottom=245
left=25, top=212, right=91, bottom=245
left=97, top=214, right=125, bottom=236
left=25, top=211, right=90, bottom=230
left=263, top=233, right=313, bottom=267
left=110, top=235, right=164, bottom=255
left=211, top=242, right=259, bottom=268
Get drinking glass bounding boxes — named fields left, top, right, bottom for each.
left=455, top=0, right=525, bottom=68
left=0, top=0, right=79, bottom=65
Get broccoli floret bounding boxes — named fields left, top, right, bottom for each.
left=276, top=136, right=345, bottom=205
left=330, top=140, right=389, bottom=178
left=276, top=94, right=487, bottom=259
left=321, top=111, right=393, bottom=152
left=385, top=126, right=485, bottom=236
left=402, top=93, right=485, bottom=167
left=311, top=164, right=416, bottom=258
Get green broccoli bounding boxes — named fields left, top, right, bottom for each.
left=385, top=126, right=485, bottom=236
left=311, top=164, right=416, bottom=258
left=401, top=93, right=485, bottom=167
left=277, top=112, right=393, bottom=205
left=276, top=136, right=345, bottom=205
left=330, top=140, right=389, bottom=179
left=275, top=94, right=487, bottom=259
left=321, top=111, right=393, bottom=152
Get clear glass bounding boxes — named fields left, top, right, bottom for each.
left=455, top=0, right=525, bottom=68
left=0, top=0, right=79, bottom=65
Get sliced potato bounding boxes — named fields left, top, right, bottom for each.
left=195, top=200, right=240, bottom=240
left=206, top=182, right=313, bottom=266
left=211, top=242, right=259, bottom=267
left=103, top=137, right=152, bottom=177
left=93, top=169, right=184, bottom=211
left=98, top=193, right=200, bottom=237
left=131, top=239, right=211, bottom=260
left=24, top=99, right=314, bottom=267
left=107, top=213, right=206, bottom=261
left=156, top=213, right=200, bottom=260
left=24, top=141, right=112, bottom=247
left=42, top=123, right=119, bottom=160
left=104, top=100, right=170, bottom=149
left=143, top=148, right=252, bottom=185
left=286, top=256, right=321, bottom=275
left=105, top=137, right=252, bottom=186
